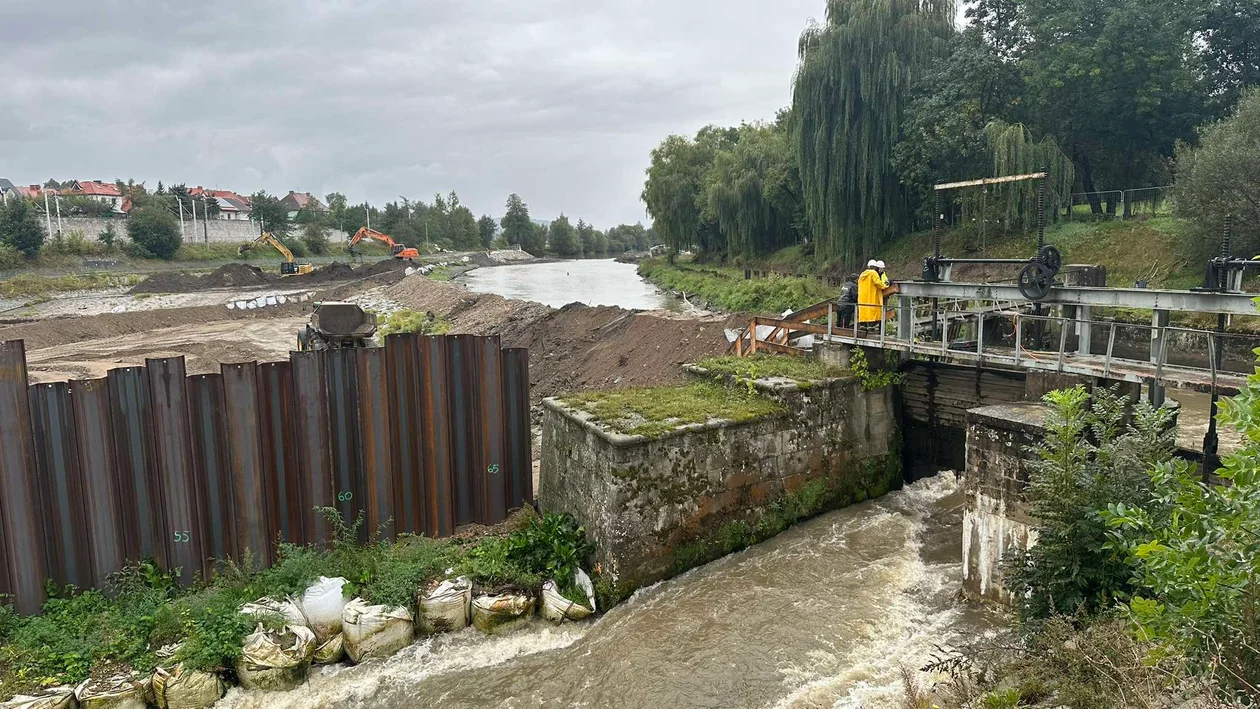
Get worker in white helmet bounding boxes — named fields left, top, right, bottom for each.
left=857, top=259, right=898, bottom=326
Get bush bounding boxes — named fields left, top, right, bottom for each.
left=1106, top=360, right=1260, bottom=697
left=45, top=230, right=103, bottom=256
left=127, top=206, right=182, bottom=260
left=1175, top=88, right=1260, bottom=256
left=378, top=309, right=452, bottom=337
left=278, top=235, right=307, bottom=258
left=0, top=243, right=22, bottom=270
left=302, top=223, right=330, bottom=255
left=637, top=259, right=837, bottom=314
left=0, top=197, right=46, bottom=256
left=1004, top=386, right=1175, bottom=625
left=98, top=224, right=118, bottom=250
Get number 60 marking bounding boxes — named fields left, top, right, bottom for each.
left=337, top=491, right=353, bottom=502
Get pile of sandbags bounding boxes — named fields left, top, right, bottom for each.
left=0, top=686, right=75, bottom=709
left=151, top=661, right=225, bottom=709
left=235, top=624, right=317, bottom=691
left=471, top=592, right=537, bottom=635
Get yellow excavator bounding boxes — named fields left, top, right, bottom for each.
left=238, top=232, right=314, bottom=275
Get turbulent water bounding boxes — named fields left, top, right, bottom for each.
left=459, top=259, right=692, bottom=312
left=219, top=475, right=999, bottom=709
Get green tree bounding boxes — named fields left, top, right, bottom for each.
left=98, top=224, right=118, bottom=251
left=1004, top=386, right=1175, bottom=624
left=1175, top=89, right=1260, bottom=256
left=446, top=195, right=479, bottom=251
left=1192, top=0, right=1260, bottom=116
left=127, top=205, right=182, bottom=260
left=703, top=121, right=803, bottom=258
left=478, top=214, right=497, bottom=248
left=576, top=219, right=598, bottom=257
left=302, top=222, right=330, bottom=255
left=791, top=0, right=954, bottom=265
left=1019, top=0, right=1206, bottom=203
left=524, top=222, right=548, bottom=255
left=0, top=197, right=45, bottom=256
left=642, top=127, right=737, bottom=256
left=249, top=191, right=291, bottom=237
left=500, top=194, right=533, bottom=247
left=548, top=215, right=579, bottom=257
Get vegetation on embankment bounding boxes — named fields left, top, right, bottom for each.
left=0, top=272, right=145, bottom=300
left=695, top=355, right=846, bottom=382
left=914, top=383, right=1260, bottom=707
left=637, top=259, right=838, bottom=314
left=560, top=381, right=785, bottom=438
left=0, top=508, right=595, bottom=699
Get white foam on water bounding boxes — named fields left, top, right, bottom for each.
left=769, top=474, right=975, bottom=709
left=218, top=623, right=589, bottom=709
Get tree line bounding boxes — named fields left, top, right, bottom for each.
left=0, top=183, right=658, bottom=264
left=642, top=0, right=1260, bottom=265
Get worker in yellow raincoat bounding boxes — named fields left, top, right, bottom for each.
left=857, top=260, right=898, bottom=325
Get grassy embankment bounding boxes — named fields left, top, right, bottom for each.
left=641, top=218, right=1260, bottom=329
left=0, top=509, right=595, bottom=699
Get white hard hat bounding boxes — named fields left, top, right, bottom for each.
left=867, top=259, right=879, bottom=268
left=876, top=260, right=886, bottom=269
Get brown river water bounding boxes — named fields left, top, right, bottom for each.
left=219, top=474, right=1001, bottom=709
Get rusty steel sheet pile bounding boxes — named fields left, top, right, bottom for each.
left=0, top=335, right=531, bottom=614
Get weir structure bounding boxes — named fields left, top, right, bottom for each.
left=733, top=260, right=1260, bottom=602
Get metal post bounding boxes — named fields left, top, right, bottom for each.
left=1203, top=313, right=1226, bottom=475
left=1057, top=314, right=1068, bottom=371
left=1149, top=309, right=1169, bottom=406
left=976, top=310, right=985, bottom=358
left=897, top=295, right=912, bottom=342
left=1077, top=305, right=1092, bottom=356
left=827, top=303, right=834, bottom=339
left=1015, top=315, right=1022, bottom=365
left=941, top=312, right=948, bottom=355
left=1104, top=322, right=1116, bottom=379
left=1037, top=167, right=1047, bottom=250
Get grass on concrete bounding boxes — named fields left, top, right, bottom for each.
left=697, top=355, right=846, bottom=382
left=561, top=381, right=784, bottom=438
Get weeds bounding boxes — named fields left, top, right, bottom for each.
left=378, top=309, right=452, bottom=337
left=638, top=260, right=837, bottom=314
left=561, top=381, right=784, bottom=438
left=697, top=355, right=845, bottom=383
left=848, top=348, right=904, bottom=391
left=0, top=273, right=143, bottom=300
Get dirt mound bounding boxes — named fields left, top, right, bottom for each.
left=383, top=275, right=734, bottom=401
left=130, top=263, right=277, bottom=294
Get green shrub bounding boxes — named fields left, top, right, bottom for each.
left=378, top=309, right=452, bottom=337
left=127, top=206, right=181, bottom=260
left=98, top=224, right=118, bottom=250
left=1005, top=386, right=1175, bottom=626
left=0, top=197, right=45, bottom=256
left=848, top=348, right=904, bottom=391
left=637, top=259, right=837, bottom=314
left=302, top=223, right=331, bottom=255
left=0, top=243, right=22, bottom=270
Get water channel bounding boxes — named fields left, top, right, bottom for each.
left=220, top=475, right=1000, bottom=709
left=460, top=259, right=691, bottom=312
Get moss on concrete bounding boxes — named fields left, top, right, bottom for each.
left=560, top=381, right=784, bottom=438
left=695, top=355, right=847, bottom=383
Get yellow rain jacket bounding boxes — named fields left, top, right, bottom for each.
left=857, top=268, right=888, bottom=323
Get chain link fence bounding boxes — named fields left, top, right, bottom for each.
left=1064, top=186, right=1173, bottom=221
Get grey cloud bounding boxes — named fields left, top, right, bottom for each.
left=0, top=0, right=820, bottom=226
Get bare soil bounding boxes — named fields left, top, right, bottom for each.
left=128, top=259, right=410, bottom=295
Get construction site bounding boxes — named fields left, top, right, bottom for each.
left=0, top=253, right=736, bottom=400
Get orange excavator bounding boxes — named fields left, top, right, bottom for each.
left=348, top=227, right=420, bottom=260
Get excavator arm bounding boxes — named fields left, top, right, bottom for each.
left=349, top=227, right=420, bottom=260
left=238, top=232, right=312, bottom=275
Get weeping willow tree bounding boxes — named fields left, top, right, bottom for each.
left=642, top=127, right=738, bottom=255
left=703, top=123, right=803, bottom=258
left=954, top=121, right=1075, bottom=234
left=792, top=0, right=955, bottom=265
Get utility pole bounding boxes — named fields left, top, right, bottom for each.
left=178, top=199, right=186, bottom=242
left=54, top=193, right=62, bottom=237
left=202, top=197, right=209, bottom=246
left=365, top=202, right=371, bottom=230
left=191, top=196, right=199, bottom=238
left=43, top=189, right=53, bottom=238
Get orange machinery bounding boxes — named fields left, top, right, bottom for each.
left=348, top=227, right=420, bottom=260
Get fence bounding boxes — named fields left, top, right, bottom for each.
left=1064, top=186, right=1173, bottom=221
left=0, top=334, right=532, bottom=614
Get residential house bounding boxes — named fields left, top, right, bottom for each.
left=190, top=187, right=252, bottom=220
left=0, top=179, right=17, bottom=204
left=280, top=191, right=326, bottom=218
left=67, top=180, right=126, bottom=213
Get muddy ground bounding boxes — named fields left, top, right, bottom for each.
left=2, top=262, right=739, bottom=400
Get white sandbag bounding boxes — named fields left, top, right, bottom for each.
left=235, top=301, right=248, bottom=310
left=226, top=302, right=235, bottom=310
left=239, top=596, right=307, bottom=628
left=265, top=296, right=278, bottom=306
left=541, top=568, right=597, bottom=623
left=312, top=633, right=345, bottom=665
left=416, top=576, right=471, bottom=635
left=342, top=598, right=415, bottom=664
left=235, top=623, right=317, bottom=691
left=0, top=686, right=75, bottom=709
left=471, top=592, right=536, bottom=635
left=297, top=576, right=348, bottom=643
left=150, top=664, right=224, bottom=709
left=277, top=295, right=288, bottom=304
left=75, top=673, right=148, bottom=709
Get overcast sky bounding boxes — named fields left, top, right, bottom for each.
left=0, top=0, right=832, bottom=227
